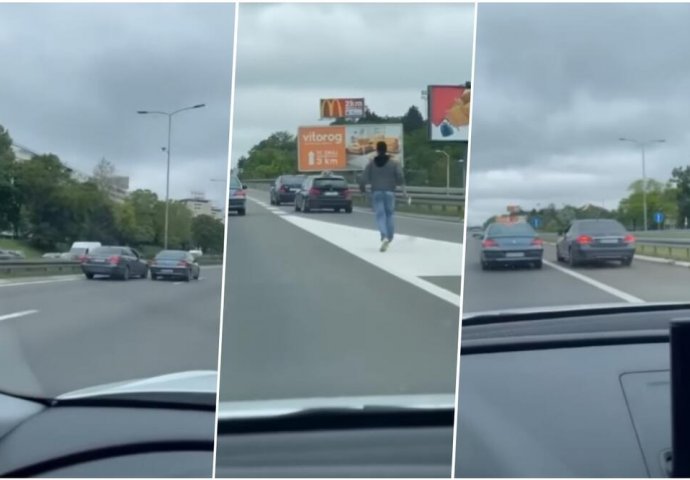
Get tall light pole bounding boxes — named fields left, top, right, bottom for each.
left=434, top=149, right=451, bottom=195
left=619, top=137, right=665, bottom=231
left=137, top=103, right=205, bottom=249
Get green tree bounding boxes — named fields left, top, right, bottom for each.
left=671, top=166, right=690, bottom=227
left=125, top=189, right=160, bottom=245
left=0, top=125, right=20, bottom=233
left=156, top=201, right=193, bottom=249
left=191, top=214, right=225, bottom=254
left=617, top=179, right=677, bottom=230
left=402, top=106, right=425, bottom=133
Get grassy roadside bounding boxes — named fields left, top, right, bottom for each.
left=0, top=239, right=44, bottom=258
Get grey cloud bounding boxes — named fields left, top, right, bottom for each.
left=0, top=3, right=234, bottom=207
left=469, top=3, right=690, bottom=222
left=232, top=2, right=474, bottom=165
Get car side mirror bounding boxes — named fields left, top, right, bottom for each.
left=242, top=184, right=248, bottom=190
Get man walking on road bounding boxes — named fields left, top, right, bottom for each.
left=359, top=141, right=407, bottom=252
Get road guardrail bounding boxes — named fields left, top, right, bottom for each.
left=0, top=255, right=224, bottom=277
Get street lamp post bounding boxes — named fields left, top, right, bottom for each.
left=137, top=103, right=205, bottom=249
left=434, top=149, right=451, bottom=195
left=619, top=137, right=665, bottom=231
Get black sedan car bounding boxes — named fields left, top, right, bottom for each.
left=150, top=250, right=200, bottom=281
left=480, top=222, right=544, bottom=270
left=270, top=175, right=306, bottom=205
left=556, top=218, right=635, bottom=267
left=294, top=174, right=353, bottom=213
left=228, top=175, right=247, bottom=216
left=81, top=246, right=149, bottom=280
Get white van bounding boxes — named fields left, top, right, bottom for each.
left=65, top=241, right=102, bottom=261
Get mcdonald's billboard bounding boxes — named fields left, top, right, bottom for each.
left=319, top=98, right=365, bottom=119
left=428, top=85, right=470, bottom=142
left=298, top=123, right=403, bottom=172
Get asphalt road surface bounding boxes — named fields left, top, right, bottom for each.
left=219, top=189, right=463, bottom=401
left=463, top=237, right=690, bottom=313
left=0, top=266, right=223, bottom=399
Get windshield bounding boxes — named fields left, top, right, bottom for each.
left=219, top=2, right=472, bottom=417
left=230, top=176, right=242, bottom=189
left=487, top=223, right=535, bottom=236
left=282, top=175, right=304, bottom=186
left=156, top=250, right=187, bottom=260
left=0, top=2, right=233, bottom=400
left=573, top=220, right=627, bottom=236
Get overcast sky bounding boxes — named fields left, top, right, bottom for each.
left=468, top=3, right=690, bottom=225
left=231, top=2, right=475, bottom=167
left=0, top=3, right=234, bottom=209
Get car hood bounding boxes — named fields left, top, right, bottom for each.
left=217, top=393, right=455, bottom=419
left=57, top=370, right=217, bottom=401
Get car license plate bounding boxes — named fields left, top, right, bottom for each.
left=324, top=191, right=338, bottom=196
left=600, top=239, right=618, bottom=244
left=161, top=269, right=173, bottom=273
left=291, top=188, right=299, bottom=192
left=506, top=252, right=525, bottom=258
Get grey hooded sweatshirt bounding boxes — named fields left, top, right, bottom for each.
left=359, top=154, right=405, bottom=192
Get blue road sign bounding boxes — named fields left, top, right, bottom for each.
left=654, top=212, right=665, bottom=224
left=531, top=216, right=542, bottom=229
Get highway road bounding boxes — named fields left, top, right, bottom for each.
left=462, top=236, right=690, bottom=313
left=0, top=266, right=223, bottom=398
left=219, top=189, right=463, bottom=401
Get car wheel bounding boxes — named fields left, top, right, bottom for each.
left=85, top=272, right=94, bottom=280
left=481, top=261, right=490, bottom=271
left=622, top=256, right=633, bottom=266
left=238, top=208, right=246, bottom=216
left=184, top=269, right=192, bottom=282
left=568, top=249, right=578, bottom=267
left=345, top=205, right=353, bottom=213
left=303, top=200, right=311, bottom=213
left=334, top=208, right=340, bottom=213
left=556, top=247, right=564, bottom=262
left=151, top=273, right=157, bottom=280
left=194, top=269, right=200, bottom=280
left=275, top=200, right=281, bottom=206
left=295, top=199, right=301, bottom=212
left=122, top=266, right=130, bottom=281
left=534, top=260, right=543, bottom=269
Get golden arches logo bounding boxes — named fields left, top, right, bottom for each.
left=320, top=99, right=346, bottom=118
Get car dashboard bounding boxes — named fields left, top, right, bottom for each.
left=455, top=304, right=690, bottom=478
left=0, top=396, right=215, bottom=477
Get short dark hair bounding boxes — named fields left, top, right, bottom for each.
left=376, top=141, right=387, bottom=154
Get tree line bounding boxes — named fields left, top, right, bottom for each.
left=484, top=170, right=690, bottom=232
left=0, top=124, right=225, bottom=254
left=236, top=106, right=467, bottom=187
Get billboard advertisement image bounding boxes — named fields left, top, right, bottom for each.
left=428, top=85, right=470, bottom=142
left=319, top=98, right=366, bottom=119
left=298, top=124, right=403, bottom=172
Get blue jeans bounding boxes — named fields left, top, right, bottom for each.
left=372, top=191, right=396, bottom=241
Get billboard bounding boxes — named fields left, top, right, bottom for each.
left=428, top=85, right=470, bottom=142
left=320, top=98, right=365, bottom=119
left=298, top=124, right=404, bottom=172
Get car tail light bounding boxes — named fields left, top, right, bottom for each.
left=624, top=234, right=636, bottom=244
left=79, top=255, right=89, bottom=263
left=342, top=189, right=351, bottom=199
left=107, top=255, right=120, bottom=265
left=576, top=235, right=593, bottom=245
left=178, top=260, right=189, bottom=267
left=531, top=238, right=544, bottom=246
left=309, top=188, right=320, bottom=196
left=281, top=185, right=289, bottom=192
left=234, top=189, right=246, bottom=197
left=482, top=239, right=498, bottom=248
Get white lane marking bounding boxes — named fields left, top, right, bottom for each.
left=0, top=276, right=81, bottom=288
left=282, top=215, right=462, bottom=306
left=544, top=259, right=643, bottom=303
left=0, top=309, right=38, bottom=322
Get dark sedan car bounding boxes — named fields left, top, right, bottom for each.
left=81, top=246, right=149, bottom=280
left=228, top=175, right=247, bottom=216
left=556, top=218, right=635, bottom=267
left=270, top=175, right=306, bottom=205
left=294, top=174, right=353, bottom=213
left=480, top=222, right=544, bottom=270
left=150, top=250, right=200, bottom=282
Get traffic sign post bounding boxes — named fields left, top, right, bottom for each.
left=654, top=211, right=665, bottom=228
left=531, top=216, right=542, bottom=229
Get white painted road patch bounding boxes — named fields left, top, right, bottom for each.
left=0, top=276, right=81, bottom=288
left=0, top=309, right=38, bottom=322
left=249, top=196, right=463, bottom=306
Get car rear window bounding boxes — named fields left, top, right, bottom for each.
left=91, top=247, right=123, bottom=255
left=230, top=176, right=242, bottom=189
left=156, top=250, right=186, bottom=260
left=282, top=175, right=304, bottom=185
left=576, top=220, right=626, bottom=235
left=487, top=223, right=536, bottom=236
left=313, top=178, right=347, bottom=189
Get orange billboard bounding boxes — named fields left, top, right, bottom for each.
left=297, top=126, right=347, bottom=172
left=298, top=124, right=404, bottom=172
left=319, top=98, right=365, bottom=119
